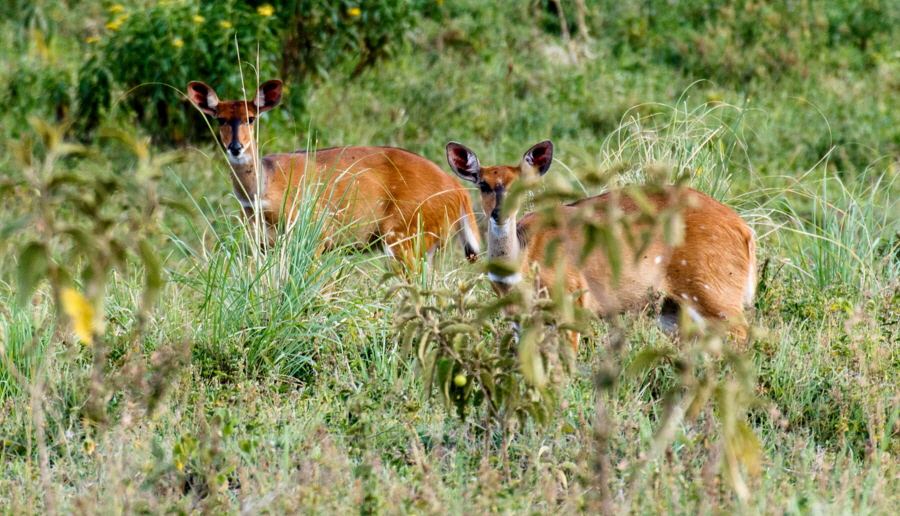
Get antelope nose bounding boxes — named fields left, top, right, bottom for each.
left=228, top=143, right=243, bottom=156
left=491, top=208, right=500, bottom=221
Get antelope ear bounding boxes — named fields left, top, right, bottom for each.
left=187, top=81, right=219, bottom=116
left=254, top=79, right=283, bottom=113
left=446, top=142, right=481, bottom=183
left=522, top=140, right=553, bottom=176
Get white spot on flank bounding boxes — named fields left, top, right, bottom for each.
left=681, top=260, right=687, bottom=265
left=685, top=306, right=706, bottom=327
left=654, top=256, right=662, bottom=264
left=680, top=293, right=688, bottom=300
left=704, top=284, right=710, bottom=289
left=692, top=296, right=698, bottom=302
left=489, top=272, right=522, bottom=284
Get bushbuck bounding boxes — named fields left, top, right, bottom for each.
left=186, top=79, right=480, bottom=268
left=446, top=140, right=756, bottom=348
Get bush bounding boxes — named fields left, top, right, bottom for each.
left=261, top=0, right=427, bottom=81
left=76, top=0, right=426, bottom=143
left=77, top=0, right=278, bottom=143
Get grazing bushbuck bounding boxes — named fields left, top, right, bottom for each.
left=446, top=140, right=756, bottom=348
left=186, top=79, right=480, bottom=267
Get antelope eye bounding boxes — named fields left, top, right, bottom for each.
left=479, top=182, right=492, bottom=193
left=216, top=118, right=227, bottom=126
left=248, top=117, right=255, bottom=124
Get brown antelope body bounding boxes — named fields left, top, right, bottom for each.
left=186, top=79, right=480, bottom=266
left=446, top=140, right=756, bottom=347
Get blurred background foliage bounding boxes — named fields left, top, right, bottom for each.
left=2, top=0, right=900, bottom=512
left=3, top=0, right=898, bottom=150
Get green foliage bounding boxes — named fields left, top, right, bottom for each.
left=3, top=0, right=900, bottom=513
left=777, top=171, right=900, bottom=292
left=77, top=0, right=278, bottom=142
left=0, top=119, right=170, bottom=413
left=169, top=158, right=378, bottom=381
left=391, top=277, right=576, bottom=428
left=263, top=0, right=426, bottom=81
left=581, top=0, right=900, bottom=85
left=74, top=0, right=425, bottom=142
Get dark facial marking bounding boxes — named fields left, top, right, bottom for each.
left=491, top=184, right=507, bottom=221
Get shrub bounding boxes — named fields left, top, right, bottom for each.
left=77, top=0, right=279, bottom=142
left=76, top=0, right=426, bottom=143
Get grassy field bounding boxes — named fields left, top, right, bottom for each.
left=2, top=1, right=900, bottom=514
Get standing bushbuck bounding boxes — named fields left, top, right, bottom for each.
left=186, top=79, right=480, bottom=267
left=446, top=140, right=756, bottom=348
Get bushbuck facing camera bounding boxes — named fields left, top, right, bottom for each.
left=187, top=79, right=480, bottom=268
left=447, top=140, right=756, bottom=348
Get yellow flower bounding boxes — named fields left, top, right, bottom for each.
left=105, top=14, right=128, bottom=31
left=172, top=37, right=184, bottom=48
left=193, top=15, right=205, bottom=23
left=347, top=7, right=361, bottom=16
left=257, top=4, right=274, bottom=16
left=86, top=36, right=101, bottom=43
left=61, top=287, right=95, bottom=345
left=696, top=167, right=703, bottom=176
left=219, top=20, right=233, bottom=29
left=109, top=4, right=125, bottom=13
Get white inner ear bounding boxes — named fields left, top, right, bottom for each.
left=465, top=152, right=480, bottom=175
left=525, top=151, right=542, bottom=167
left=253, top=90, right=266, bottom=108
left=206, top=93, right=218, bottom=110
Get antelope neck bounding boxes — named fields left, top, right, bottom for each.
left=227, top=141, right=261, bottom=211
left=487, top=217, right=521, bottom=283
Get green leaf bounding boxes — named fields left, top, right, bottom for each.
left=422, top=348, right=439, bottom=395
left=16, top=242, right=49, bottom=307
left=436, top=357, right=455, bottom=407
left=139, top=239, right=163, bottom=307
left=627, top=348, right=673, bottom=376
left=0, top=217, right=29, bottom=242
left=518, top=328, right=547, bottom=389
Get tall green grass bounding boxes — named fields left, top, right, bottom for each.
left=776, top=168, right=900, bottom=293
left=166, top=158, right=388, bottom=381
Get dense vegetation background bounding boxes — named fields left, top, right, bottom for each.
left=1, top=0, right=900, bottom=513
